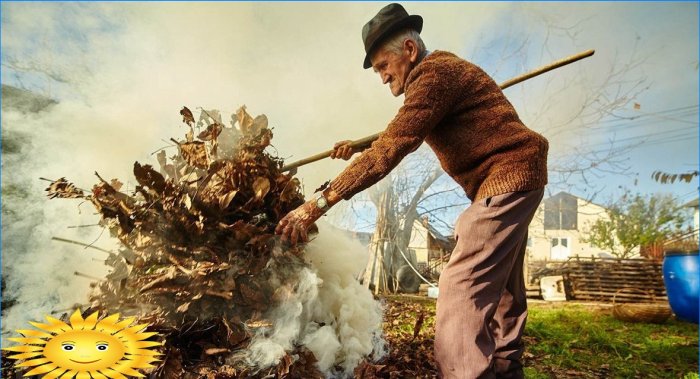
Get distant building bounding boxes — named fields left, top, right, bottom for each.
left=528, top=192, right=614, bottom=261
left=407, top=217, right=455, bottom=277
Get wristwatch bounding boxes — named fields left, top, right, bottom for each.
left=314, top=192, right=331, bottom=213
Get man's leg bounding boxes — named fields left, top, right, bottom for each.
left=491, top=233, right=529, bottom=379
left=435, top=189, right=543, bottom=379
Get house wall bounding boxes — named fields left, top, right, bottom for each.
left=528, top=197, right=612, bottom=261
left=408, top=222, right=430, bottom=265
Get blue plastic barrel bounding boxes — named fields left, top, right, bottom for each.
left=662, top=251, right=699, bottom=323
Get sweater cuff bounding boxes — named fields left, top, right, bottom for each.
left=329, top=179, right=355, bottom=201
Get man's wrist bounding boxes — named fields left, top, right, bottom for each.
left=322, top=187, right=342, bottom=208
left=313, top=187, right=341, bottom=214
left=314, top=192, right=331, bottom=213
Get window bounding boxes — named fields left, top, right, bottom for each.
left=544, top=193, right=578, bottom=230
left=550, top=237, right=569, bottom=247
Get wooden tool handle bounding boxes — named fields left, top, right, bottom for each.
left=280, top=49, right=595, bottom=173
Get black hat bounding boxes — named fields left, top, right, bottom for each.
left=362, top=3, right=423, bottom=69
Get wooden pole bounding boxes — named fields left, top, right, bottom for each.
left=52, top=236, right=114, bottom=255
left=280, top=49, right=595, bottom=173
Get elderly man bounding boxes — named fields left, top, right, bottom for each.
left=275, top=3, right=548, bottom=378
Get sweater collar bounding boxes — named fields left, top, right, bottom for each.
left=404, top=50, right=455, bottom=91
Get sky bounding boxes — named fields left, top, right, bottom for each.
left=1, top=2, right=697, bottom=225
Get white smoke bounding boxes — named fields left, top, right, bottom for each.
left=1, top=104, right=116, bottom=342
left=244, top=222, right=386, bottom=377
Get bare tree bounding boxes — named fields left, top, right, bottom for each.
left=337, top=15, right=651, bottom=293
left=360, top=148, right=447, bottom=293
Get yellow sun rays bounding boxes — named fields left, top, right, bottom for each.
left=2, top=309, right=162, bottom=379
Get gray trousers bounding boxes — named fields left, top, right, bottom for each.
left=435, top=188, right=544, bottom=379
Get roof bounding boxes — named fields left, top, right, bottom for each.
left=546, top=191, right=606, bottom=209
left=683, top=198, right=699, bottom=208
left=416, top=218, right=455, bottom=251
left=425, top=222, right=452, bottom=244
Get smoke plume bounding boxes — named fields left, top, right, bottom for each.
left=244, top=222, right=385, bottom=376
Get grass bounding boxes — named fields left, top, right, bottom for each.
left=383, top=296, right=698, bottom=378
left=523, top=302, right=699, bottom=378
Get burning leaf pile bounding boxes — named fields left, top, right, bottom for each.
left=43, top=106, right=383, bottom=378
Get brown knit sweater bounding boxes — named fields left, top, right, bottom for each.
left=330, top=50, right=549, bottom=202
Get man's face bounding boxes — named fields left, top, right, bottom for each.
left=371, top=40, right=418, bottom=97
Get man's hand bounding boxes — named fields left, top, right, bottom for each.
left=330, top=140, right=355, bottom=160
left=275, top=200, right=325, bottom=245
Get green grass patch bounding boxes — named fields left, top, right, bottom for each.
left=383, top=296, right=698, bottom=378
left=524, top=302, right=698, bottom=378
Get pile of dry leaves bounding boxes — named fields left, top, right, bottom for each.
left=354, top=297, right=438, bottom=379
left=44, top=106, right=327, bottom=378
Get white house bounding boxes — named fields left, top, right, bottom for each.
left=528, top=192, right=612, bottom=261
left=406, top=217, right=454, bottom=277
left=345, top=217, right=453, bottom=291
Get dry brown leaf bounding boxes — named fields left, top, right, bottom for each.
left=204, top=348, right=230, bottom=356
left=277, top=353, right=292, bottom=377
left=179, top=141, right=208, bottom=169
left=175, top=302, right=191, bottom=313
left=180, top=106, right=195, bottom=127
left=251, top=114, right=268, bottom=134
left=140, top=267, right=177, bottom=292
left=133, top=162, right=166, bottom=194
left=156, top=149, right=168, bottom=167
left=412, top=312, right=425, bottom=340
left=183, top=193, right=192, bottom=210
left=46, top=178, right=85, bottom=199
left=205, top=290, right=233, bottom=300
left=253, top=177, right=270, bottom=201
left=314, top=180, right=330, bottom=193
left=236, top=105, right=254, bottom=134
left=197, top=123, right=223, bottom=142
left=244, top=319, right=273, bottom=329
left=159, top=348, right=184, bottom=379
left=218, top=190, right=238, bottom=210
left=238, top=278, right=266, bottom=305
left=222, top=318, right=249, bottom=346
left=280, top=177, right=302, bottom=203
left=110, top=179, right=124, bottom=191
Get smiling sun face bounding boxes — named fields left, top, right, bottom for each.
left=2, top=309, right=161, bottom=379
left=43, top=329, right=126, bottom=372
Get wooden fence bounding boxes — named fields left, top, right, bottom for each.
left=563, top=257, right=667, bottom=303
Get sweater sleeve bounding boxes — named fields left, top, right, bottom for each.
left=329, top=60, right=458, bottom=200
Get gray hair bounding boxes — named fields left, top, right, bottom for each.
left=379, top=28, right=427, bottom=58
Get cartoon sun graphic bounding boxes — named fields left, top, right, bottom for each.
left=2, top=309, right=161, bottom=379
